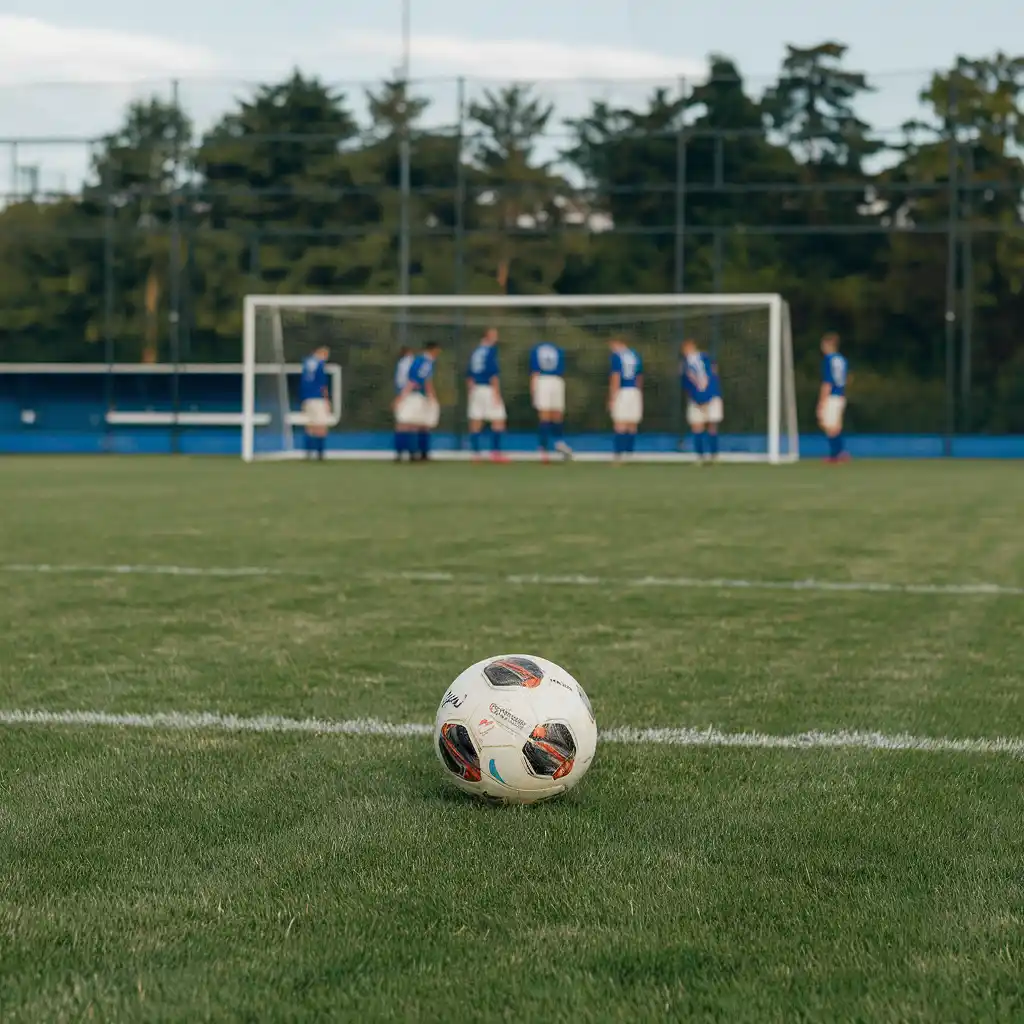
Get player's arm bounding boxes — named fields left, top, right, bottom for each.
left=490, top=374, right=501, bottom=400
left=608, top=371, right=620, bottom=409
left=636, top=373, right=644, bottom=393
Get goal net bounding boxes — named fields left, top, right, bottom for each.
left=242, top=294, right=798, bottom=463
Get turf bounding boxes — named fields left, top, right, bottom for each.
left=1, top=457, right=1022, bottom=1022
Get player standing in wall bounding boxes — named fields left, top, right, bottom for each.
left=395, top=342, right=442, bottom=462
left=680, top=339, right=723, bottom=464
left=299, top=345, right=331, bottom=461
left=466, top=328, right=509, bottom=463
left=818, top=333, right=850, bottom=463
left=608, top=338, right=643, bottom=462
left=392, top=346, right=415, bottom=462
left=529, top=340, right=572, bottom=463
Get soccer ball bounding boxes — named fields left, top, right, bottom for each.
left=434, top=654, right=597, bottom=804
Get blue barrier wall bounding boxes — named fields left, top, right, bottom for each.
left=3, top=371, right=1023, bottom=458
left=3, top=429, right=1024, bottom=458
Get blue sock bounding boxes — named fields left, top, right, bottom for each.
left=304, top=432, right=313, bottom=455
left=538, top=422, right=550, bottom=451
left=627, top=433, right=636, bottom=454
left=694, top=432, right=706, bottom=457
left=551, top=421, right=563, bottom=442
left=492, top=431, right=502, bottom=453
left=470, top=431, right=482, bottom=453
left=418, top=431, right=430, bottom=458
left=708, top=432, right=719, bottom=456
left=613, top=433, right=624, bottom=456
left=828, top=435, right=840, bottom=458
left=316, top=435, right=326, bottom=459
left=835, top=433, right=845, bottom=456
left=395, top=431, right=406, bottom=457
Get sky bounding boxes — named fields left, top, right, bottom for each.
left=0, top=0, right=1019, bottom=192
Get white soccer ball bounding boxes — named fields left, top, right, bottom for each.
left=434, top=654, right=597, bottom=805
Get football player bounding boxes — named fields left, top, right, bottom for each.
left=529, top=340, right=572, bottom=462
left=392, top=346, right=415, bottom=461
left=299, top=345, right=331, bottom=460
left=818, top=332, right=849, bottom=463
left=466, top=327, right=508, bottom=463
left=395, top=342, right=441, bottom=462
left=680, top=339, right=723, bottom=464
left=608, top=338, right=643, bottom=462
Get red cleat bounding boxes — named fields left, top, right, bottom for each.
left=491, top=453, right=511, bottom=464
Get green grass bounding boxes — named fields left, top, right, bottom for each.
left=1, top=457, right=1022, bottom=1022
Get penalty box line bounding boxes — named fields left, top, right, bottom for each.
left=1, top=709, right=1022, bottom=758
left=4, top=563, right=1024, bottom=597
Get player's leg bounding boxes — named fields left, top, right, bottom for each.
left=393, top=400, right=411, bottom=462
left=468, top=386, right=487, bottom=461
left=306, top=400, right=329, bottom=460
left=537, top=411, right=551, bottom=461
left=706, top=398, right=723, bottom=462
left=489, top=392, right=509, bottom=463
left=687, top=402, right=706, bottom=462
left=548, top=379, right=571, bottom=458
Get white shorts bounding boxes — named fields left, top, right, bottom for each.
left=395, top=393, right=439, bottom=429
left=467, top=385, right=506, bottom=424
left=611, top=389, right=643, bottom=426
left=301, top=398, right=331, bottom=428
left=687, top=396, right=724, bottom=428
left=532, top=376, right=566, bottom=414
left=819, top=395, right=846, bottom=432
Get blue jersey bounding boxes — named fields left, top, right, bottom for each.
left=467, top=343, right=499, bottom=386
left=529, top=342, right=565, bottom=377
left=822, top=353, right=848, bottom=397
left=299, top=355, right=327, bottom=402
left=394, top=353, right=414, bottom=394
left=682, top=352, right=720, bottom=403
left=407, top=355, right=434, bottom=395
left=610, top=347, right=642, bottom=388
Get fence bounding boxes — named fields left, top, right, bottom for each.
left=0, top=63, right=1023, bottom=440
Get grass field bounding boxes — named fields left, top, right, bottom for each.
left=1, top=457, right=1022, bottom=1022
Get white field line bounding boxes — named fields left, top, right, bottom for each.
left=4, top=563, right=1024, bottom=597
left=1, top=708, right=1022, bottom=758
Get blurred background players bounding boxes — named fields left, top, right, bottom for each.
left=299, top=345, right=331, bottom=460
left=466, top=328, right=508, bottom=463
left=818, top=333, right=849, bottom=463
left=681, top=339, right=723, bottom=464
left=608, top=338, right=643, bottom=462
left=529, top=340, right=572, bottom=463
left=394, top=342, right=441, bottom=462
left=392, top=345, right=415, bottom=461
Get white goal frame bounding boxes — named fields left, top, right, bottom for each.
left=241, top=293, right=798, bottom=464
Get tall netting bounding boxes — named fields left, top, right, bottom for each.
left=243, top=296, right=797, bottom=462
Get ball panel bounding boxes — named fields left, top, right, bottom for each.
left=438, top=723, right=481, bottom=782
left=482, top=656, right=545, bottom=689
left=523, top=722, right=577, bottom=779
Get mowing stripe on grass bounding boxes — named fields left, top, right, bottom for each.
left=5, top=563, right=1024, bottom=597
left=1, top=709, right=1022, bottom=758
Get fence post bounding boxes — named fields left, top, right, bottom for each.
left=169, top=79, right=183, bottom=455
left=453, top=77, right=466, bottom=451
left=960, top=140, right=974, bottom=433
left=943, top=76, right=959, bottom=455
left=672, top=78, right=688, bottom=443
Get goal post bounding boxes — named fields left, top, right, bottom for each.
left=241, top=293, right=798, bottom=463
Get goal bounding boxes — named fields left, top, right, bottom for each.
left=241, top=294, right=798, bottom=463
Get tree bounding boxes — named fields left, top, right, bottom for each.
left=763, top=42, right=876, bottom=168
left=468, top=85, right=577, bottom=294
